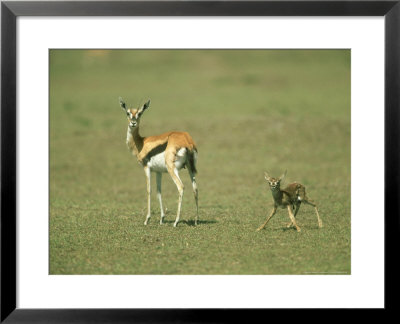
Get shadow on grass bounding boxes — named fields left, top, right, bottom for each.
left=279, top=227, right=300, bottom=232
left=162, top=219, right=218, bottom=226
left=272, top=225, right=323, bottom=232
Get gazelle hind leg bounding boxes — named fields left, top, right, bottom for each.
left=287, top=205, right=301, bottom=232
left=256, top=206, right=277, bottom=231
left=187, top=165, right=199, bottom=225
left=304, top=198, right=322, bottom=228
left=143, top=166, right=151, bottom=225
left=167, top=167, right=184, bottom=227
left=156, top=172, right=165, bottom=224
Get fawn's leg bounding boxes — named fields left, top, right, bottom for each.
left=156, top=172, right=165, bottom=224
left=304, top=198, right=322, bottom=228
left=287, top=203, right=301, bottom=228
left=287, top=205, right=301, bottom=232
left=256, top=206, right=277, bottom=231
left=143, top=166, right=151, bottom=225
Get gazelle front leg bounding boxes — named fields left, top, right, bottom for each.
left=287, top=205, right=301, bottom=232
left=256, top=205, right=277, bottom=231
left=143, top=166, right=151, bottom=225
left=156, top=172, right=165, bottom=224
left=286, top=203, right=301, bottom=228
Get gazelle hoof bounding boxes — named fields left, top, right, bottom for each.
left=296, top=227, right=301, bottom=232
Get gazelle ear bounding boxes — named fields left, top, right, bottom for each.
left=279, top=170, right=287, bottom=182
left=143, top=99, right=151, bottom=110
left=264, top=172, right=271, bottom=181
left=138, top=99, right=151, bottom=116
left=119, top=97, right=127, bottom=111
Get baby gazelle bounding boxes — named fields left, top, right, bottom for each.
left=256, top=171, right=322, bottom=232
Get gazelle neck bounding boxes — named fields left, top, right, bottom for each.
left=126, top=125, right=144, bottom=158
left=270, top=187, right=283, bottom=202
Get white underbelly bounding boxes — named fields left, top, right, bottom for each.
left=147, top=148, right=187, bottom=172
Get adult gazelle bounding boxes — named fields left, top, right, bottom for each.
left=119, top=97, right=198, bottom=227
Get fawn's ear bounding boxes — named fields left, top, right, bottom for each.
left=264, top=172, right=271, bottom=181
left=119, top=97, right=127, bottom=112
left=138, top=99, right=151, bottom=116
left=279, top=170, right=287, bottom=182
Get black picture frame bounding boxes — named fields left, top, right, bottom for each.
left=1, top=0, right=399, bottom=322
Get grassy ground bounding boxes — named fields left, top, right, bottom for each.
left=49, top=49, right=350, bottom=274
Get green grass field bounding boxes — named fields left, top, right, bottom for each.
left=49, top=49, right=350, bottom=274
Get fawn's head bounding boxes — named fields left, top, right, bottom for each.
left=119, top=97, right=151, bottom=129
left=264, top=171, right=287, bottom=191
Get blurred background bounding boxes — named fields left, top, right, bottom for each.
left=50, top=50, right=350, bottom=274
